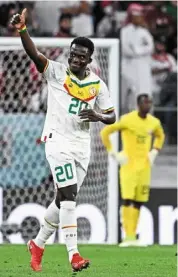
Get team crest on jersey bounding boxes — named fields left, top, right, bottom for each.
left=89, top=87, right=97, bottom=96
left=69, top=83, right=73, bottom=88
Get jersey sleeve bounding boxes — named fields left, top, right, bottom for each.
left=43, top=59, right=66, bottom=81
left=95, top=79, right=114, bottom=113
left=153, top=120, right=165, bottom=150
left=100, top=116, right=127, bottom=152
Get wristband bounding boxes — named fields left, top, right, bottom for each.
left=18, top=25, right=27, bottom=33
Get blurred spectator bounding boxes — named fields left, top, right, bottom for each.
left=166, top=23, right=177, bottom=60
left=159, top=72, right=177, bottom=144
left=35, top=1, right=93, bottom=37
left=151, top=36, right=177, bottom=105
left=144, top=1, right=175, bottom=38
left=61, top=1, right=93, bottom=37
left=164, top=0, right=177, bottom=21
left=54, top=13, right=75, bottom=37
left=121, top=3, right=154, bottom=111
left=96, top=1, right=126, bottom=38
left=0, top=2, right=17, bottom=28
left=144, top=1, right=177, bottom=60
left=92, top=1, right=105, bottom=34
left=3, top=7, right=19, bottom=37
left=96, top=2, right=118, bottom=37
left=0, top=2, right=39, bottom=36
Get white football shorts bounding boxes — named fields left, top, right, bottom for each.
left=45, top=138, right=90, bottom=191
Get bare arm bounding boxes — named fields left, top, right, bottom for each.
left=152, top=68, right=170, bottom=75
left=97, top=110, right=116, bottom=124
left=10, top=9, right=47, bottom=73
left=78, top=109, right=116, bottom=124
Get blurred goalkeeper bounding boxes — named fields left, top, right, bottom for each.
left=11, top=9, right=116, bottom=272
left=100, top=94, right=165, bottom=247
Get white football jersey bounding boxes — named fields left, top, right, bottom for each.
left=41, top=60, right=114, bottom=143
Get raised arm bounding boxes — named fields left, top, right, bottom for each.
left=10, top=9, right=47, bottom=73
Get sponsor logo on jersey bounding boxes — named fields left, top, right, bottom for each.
left=78, top=91, right=83, bottom=96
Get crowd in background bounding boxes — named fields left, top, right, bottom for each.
left=0, top=0, right=177, bottom=144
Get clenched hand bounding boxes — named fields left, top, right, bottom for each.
left=10, top=8, right=27, bottom=30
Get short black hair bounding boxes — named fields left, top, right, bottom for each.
left=137, top=94, right=149, bottom=104
left=70, top=37, right=94, bottom=55
left=59, top=13, right=72, bottom=23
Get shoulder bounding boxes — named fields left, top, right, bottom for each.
left=141, top=27, right=152, bottom=37
left=88, top=71, right=106, bottom=91
left=148, top=114, right=161, bottom=125
left=167, top=54, right=176, bottom=64
left=44, top=59, right=67, bottom=79
left=47, top=59, right=67, bottom=71
left=89, top=71, right=101, bottom=83
left=121, top=24, right=132, bottom=33
left=120, top=111, right=136, bottom=122
left=124, top=110, right=137, bottom=119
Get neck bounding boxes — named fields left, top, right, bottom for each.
left=59, top=31, right=68, bottom=37
left=138, top=111, right=147, bottom=119
left=132, top=22, right=139, bottom=27
left=71, top=69, right=87, bottom=80
left=76, top=71, right=86, bottom=80
left=59, top=28, right=71, bottom=36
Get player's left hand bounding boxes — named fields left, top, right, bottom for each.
left=79, top=109, right=101, bottom=122
left=109, top=150, right=128, bottom=165
left=148, top=149, right=159, bottom=166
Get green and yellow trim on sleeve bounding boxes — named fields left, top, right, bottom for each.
left=43, top=59, right=49, bottom=73
left=102, top=107, right=115, bottom=113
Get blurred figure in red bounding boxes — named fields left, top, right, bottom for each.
left=54, top=13, right=75, bottom=38
left=151, top=36, right=177, bottom=104
left=121, top=3, right=154, bottom=111
left=144, top=1, right=175, bottom=37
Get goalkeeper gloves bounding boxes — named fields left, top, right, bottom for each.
left=109, top=150, right=128, bottom=165
left=148, top=149, right=159, bottom=166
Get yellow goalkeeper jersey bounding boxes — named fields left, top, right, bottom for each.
left=100, top=110, right=165, bottom=164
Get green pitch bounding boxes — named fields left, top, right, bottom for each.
left=0, top=245, right=176, bottom=277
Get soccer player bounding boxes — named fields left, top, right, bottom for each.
left=11, top=9, right=116, bottom=272
left=100, top=94, right=165, bottom=247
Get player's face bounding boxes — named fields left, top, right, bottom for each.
left=139, top=97, right=152, bottom=113
left=68, top=44, right=91, bottom=74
